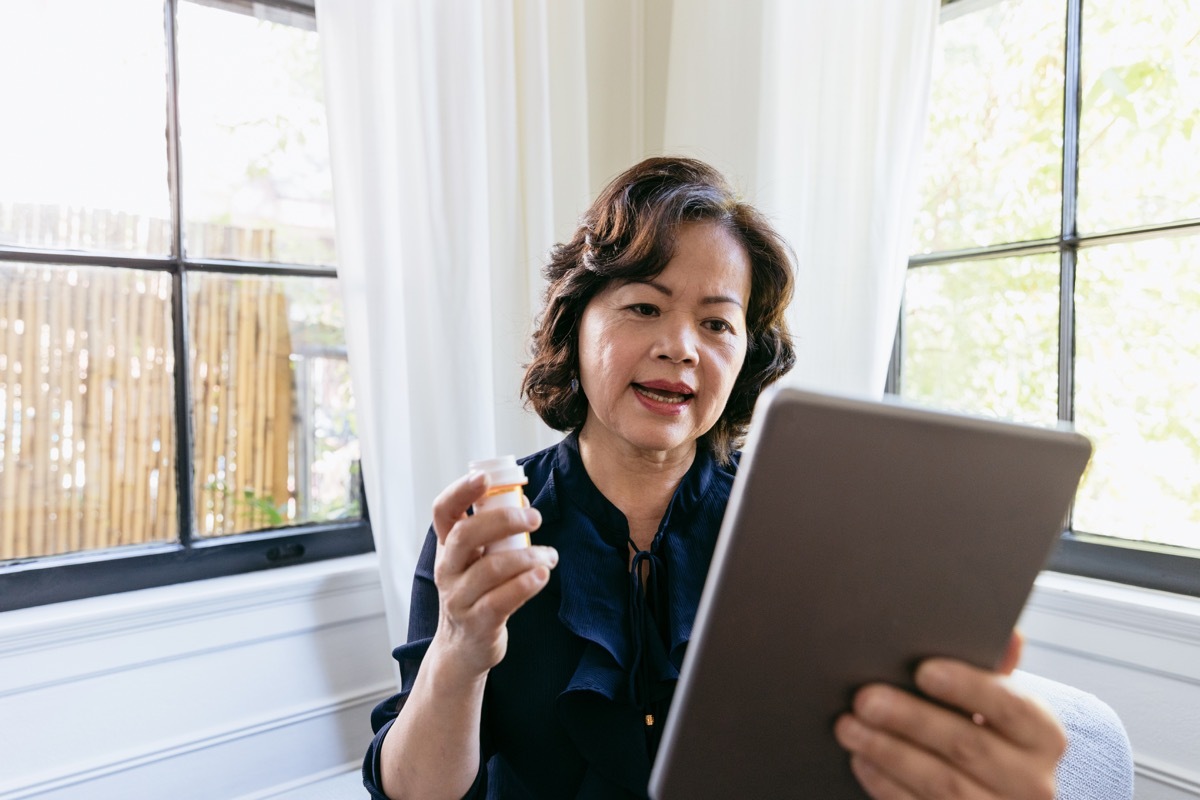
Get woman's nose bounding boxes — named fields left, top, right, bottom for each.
left=652, top=318, right=698, bottom=364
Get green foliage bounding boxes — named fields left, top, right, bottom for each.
left=239, top=488, right=286, bottom=526
left=912, top=0, right=1066, bottom=254
left=203, top=480, right=286, bottom=527
left=905, top=0, right=1200, bottom=550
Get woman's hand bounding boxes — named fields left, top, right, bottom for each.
left=834, top=633, right=1065, bottom=799
left=428, top=470, right=558, bottom=686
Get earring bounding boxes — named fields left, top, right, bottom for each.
left=570, top=377, right=580, bottom=394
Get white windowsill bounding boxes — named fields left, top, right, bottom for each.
left=0, top=552, right=382, bottom=647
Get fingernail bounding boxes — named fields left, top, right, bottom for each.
left=835, top=715, right=866, bottom=749
left=524, top=507, right=541, bottom=527
left=543, top=547, right=559, bottom=567
left=917, top=661, right=949, bottom=693
left=855, top=688, right=884, bottom=724
left=534, top=566, right=550, bottom=583
left=469, top=471, right=487, bottom=489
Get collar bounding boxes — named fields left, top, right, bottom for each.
left=535, top=431, right=723, bottom=670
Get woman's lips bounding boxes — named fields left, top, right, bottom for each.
left=632, top=382, right=693, bottom=414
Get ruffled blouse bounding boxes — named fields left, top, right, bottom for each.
left=362, top=432, right=737, bottom=799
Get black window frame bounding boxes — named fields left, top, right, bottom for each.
left=891, top=0, right=1200, bottom=598
left=0, top=0, right=373, bottom=613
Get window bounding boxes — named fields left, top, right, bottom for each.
left=898, top=0, right=1200, bottom=596
left=0, top=0, right=371, bottom=611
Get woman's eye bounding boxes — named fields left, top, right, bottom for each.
left=704, top=319, right=733, bottom=334
left=628, top=303, right=658, bottom=316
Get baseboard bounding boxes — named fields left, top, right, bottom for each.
left=1136, top=756, right=1200, bottom=797
left=234, top=762, right=361, bottom=800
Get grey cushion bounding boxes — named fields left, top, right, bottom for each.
left=1011, top=670, right=1135, bottom=800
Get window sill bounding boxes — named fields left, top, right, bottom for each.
left=1025, top=570, right=1200, bottom=683
left=0, top=551, right=381, bottom=649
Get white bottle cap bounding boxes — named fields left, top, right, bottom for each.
left=467, top=455, right=527, bottom=487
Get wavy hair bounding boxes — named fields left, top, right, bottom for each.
left=520, top=156, right=795, bottom=464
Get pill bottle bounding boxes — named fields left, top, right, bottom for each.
left=468, top=455, right=530, bottom=554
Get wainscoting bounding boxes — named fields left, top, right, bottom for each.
left=0, top=554, right=393, bottom=800
left=3, top=556, right=1196, bottom=799
left=1021, top=572, right=1200, bottom=800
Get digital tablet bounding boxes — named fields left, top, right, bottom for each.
left=649, top=386, right=1093, bottom=799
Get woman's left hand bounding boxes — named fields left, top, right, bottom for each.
left=834, top=632, right=1066, bottom=799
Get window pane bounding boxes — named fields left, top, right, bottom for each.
left=911, top=0, right=1065, bottom=254
left=1077, top=1, right=1200, bottom=233
left=189, top=274, right=359, bottom=537
left=0, top=263, right=176, bottom=561
left=1074, top=235, right=1200, bottom=549
left=900, top=254, right=1060, bottom=425
left=177, top=2, right=336, bottom=266
left=0, top=0, right=171, bottom=256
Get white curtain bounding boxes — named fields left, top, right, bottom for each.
left=316, top=0, right=937, bottom=656
left=316, top=0, right=587, bottom=648
left=662, top=0, right=939, bottom=397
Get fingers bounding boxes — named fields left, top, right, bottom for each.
left=427, top=470, right=555, bottom=679
left=449, top=546, right=558, bottom=612
left=915, top=659, right=1065, bottom=756
left=836, top=684, right=1029, bottom=797
left=431, top=471, right=489, bottom=543
left=430, top=552, right=555, bottom=682
left=466, top=556, right=554, bottom=626
left=430, top=517, right=556, bottom=677
left=838, top=719, right=993, bottom=800
left=436, top=504, right=543, bottom=577
left=836, top=663, right=1065, bottom=800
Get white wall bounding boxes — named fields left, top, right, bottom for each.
left=0, top=554, right=392, bottom=800
left=1020, top=573, right=1200, bottom=799
left=1, top=555, right=1195, bottom=800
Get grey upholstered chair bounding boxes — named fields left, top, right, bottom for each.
left=1011, top=671, right=1135, bottom=800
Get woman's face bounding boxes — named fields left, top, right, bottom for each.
left=577, top=221, right=752, bottom=461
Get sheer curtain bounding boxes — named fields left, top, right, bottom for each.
left=316, top=0, right=586, bottom=646
left=662, top=0, right=939, bottom=397
left=316, top=0, right=937, bottom=652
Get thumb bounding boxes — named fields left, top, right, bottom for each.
left=997, top=629, right=1024, bottom=675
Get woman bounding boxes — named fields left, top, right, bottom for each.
left=363, top=157, right=1065, bottom=799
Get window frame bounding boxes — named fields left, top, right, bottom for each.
left=0, top=0, right=373, bottom=613
left=892, top=0, right=1200, bottom=599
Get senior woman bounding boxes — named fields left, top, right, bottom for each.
left=363, top=157, right=1065, bottom=799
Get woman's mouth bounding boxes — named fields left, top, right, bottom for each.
left=632, top=382, right=694, bottom=412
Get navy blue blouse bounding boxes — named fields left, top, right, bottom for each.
left=362, top=432, right=737, bottom=799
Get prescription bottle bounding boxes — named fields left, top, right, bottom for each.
left=468, top=455, right=530, bottom=554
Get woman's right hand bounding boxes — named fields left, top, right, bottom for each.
left=428, top=470, right=558, bottom=685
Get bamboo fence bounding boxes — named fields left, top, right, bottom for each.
left=0, top=205, right=296, bottom=561
left=0, top=201, right=275, bottom=260
left=0, top=266, right=177, bottom=560
left=0, top=201, right=173, bottom=255
left=190, top=275, right=295, bottom=538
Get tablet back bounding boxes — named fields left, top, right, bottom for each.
left=649, top=386, right=1092, bottom=799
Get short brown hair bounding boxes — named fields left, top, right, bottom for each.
left=521, top=156, right=795, bottom=464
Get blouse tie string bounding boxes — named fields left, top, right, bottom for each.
left=627, top=494, right=679, bottom=758
left=627, top=543, right=664, bottom=710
